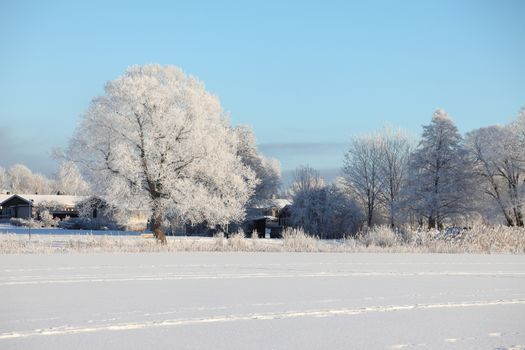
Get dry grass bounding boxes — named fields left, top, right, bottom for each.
left=282, top=228, right=318, bottom=252
left=1, top=225, right=524, bottom=254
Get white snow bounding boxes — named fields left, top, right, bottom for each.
left=1, top=253, right=524, bottom=349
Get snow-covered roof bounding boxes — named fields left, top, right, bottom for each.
left=0, top=194, right=88, bottom=207
left=251, top=198, right=292, bottom=210
left=247, top=215, right=278, bottom=221
left=0, top=194, right=12, bottom=204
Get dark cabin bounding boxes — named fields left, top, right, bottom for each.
left=0, top=195, right=33, bottom=219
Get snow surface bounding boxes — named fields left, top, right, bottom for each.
left=1, top=253, right=524, bottom=349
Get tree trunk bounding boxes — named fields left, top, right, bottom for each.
left=389, top=203, right=395, bottom=229
left=151, top=203, right=166, bottom=244
left=428, top=216, right=435, bottom=230
left=368, top=206, right=373, bottom=228
left=514, top=207, right=524, bottom=227
left=367, top=195, right=374, bottom=228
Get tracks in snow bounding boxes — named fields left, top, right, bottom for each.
left=1, top=299, right=524, bottom=340
left=1, top=271, right=525, bottom=286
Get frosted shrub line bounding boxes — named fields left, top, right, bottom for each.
left=1, top=225, right=524, bottom=254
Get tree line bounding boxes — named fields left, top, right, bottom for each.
left=0, top=162, right=90, bottom=196
left=3, top=64, right=523, bottom=243
left=289, top=108, right=525, bottom=237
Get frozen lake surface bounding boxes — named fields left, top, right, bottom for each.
left=1, top=253, right=524, bottom=349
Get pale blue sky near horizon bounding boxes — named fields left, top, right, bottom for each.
left=1, top=0, right=524, bottom=185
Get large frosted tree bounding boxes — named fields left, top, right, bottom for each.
left=68, top=65, right=257, bottom=243
left=406, top=109, right=475, bottom=229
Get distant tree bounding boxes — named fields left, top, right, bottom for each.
left=7, top=164, right=52, bottom=194
left=0, top=167, right=8, bottom=192
left=377, top=127, right=413, bottom=228
left=7, top=164, right=34, bottom=193
left=342, top=134, right=384, bottom=228
left=289, top=165, right=325, bottom=196
left=327, top=178, right=364, bottom=236
left=466, top=109, right=525, bottom=226
left=67, top=64, right=257, bottom=243
left=31, top=173, right=53, bottom=195
left=406, top=109, right=476, bottom=229
left=54, top=161, right=90, bottom=195
left=289, top=167, right=362, bottom=238
left=234, top=125, right=281, bottom=205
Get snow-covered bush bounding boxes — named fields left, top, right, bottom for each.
left=1, top=225, right=524, bottom=254
left=282, top=227, right=318, bottom=252
left=213, top=232, right=226, bottom=251
left=38, top=210, right=60, bottom=227
left=228, top=230, right=250, bottom=251
left=358, top=225, right=399, bottom=247
left=9, top=218, right=40, bottom=228
left=461, top=225, right=525, bottom=253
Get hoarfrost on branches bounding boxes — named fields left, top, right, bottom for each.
left=67, top=64, right=257, bottom=243
left=234, top=125, right=281, bottom=205
left=54, top=161, right=90, bottom=195
left=5, top=164, right=53, bottom=194
left=405, top=109, right=476, bottom=229
left=342, top=134, right=384, bottom=228
left=466, top=109, right=525, bottom=226
left=289, top=166, right=363, bottom=238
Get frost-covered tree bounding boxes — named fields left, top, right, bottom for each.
left=31, top=173, right=53, bottom=195
left=6, top=164, right=53, bottom=194
left=406, top=109, right=476, bottom=229
left=288, top=165, right=324, bottom=196
left=289, top=168, right=362, bottom=238
left=466, top=109, right=525, bottom=226
left=0, top=167, right=8, bottom=192
left=68, top=64, right=257, bottom=243
left=234, top=125, right=281, bottom=205
left=342, top=134, right=384, bottom=228
left=7, top=164, right=34, bottom=193
left=378, top=127, right=413, bottom=228
left=54, top=161, right=90, bottom=195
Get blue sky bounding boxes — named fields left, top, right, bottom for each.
left=1, top=0, right=524, bottom=184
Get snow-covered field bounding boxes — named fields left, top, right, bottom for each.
left=1, top=253, right=524, bottom=349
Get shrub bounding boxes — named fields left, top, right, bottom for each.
left=228, top=230, right=250, bottom=251
left=1, top=224, right=524, bottom=254
left=282, top=227, right=318, bottom=252
left=358, top=226, right=399, bottom=247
